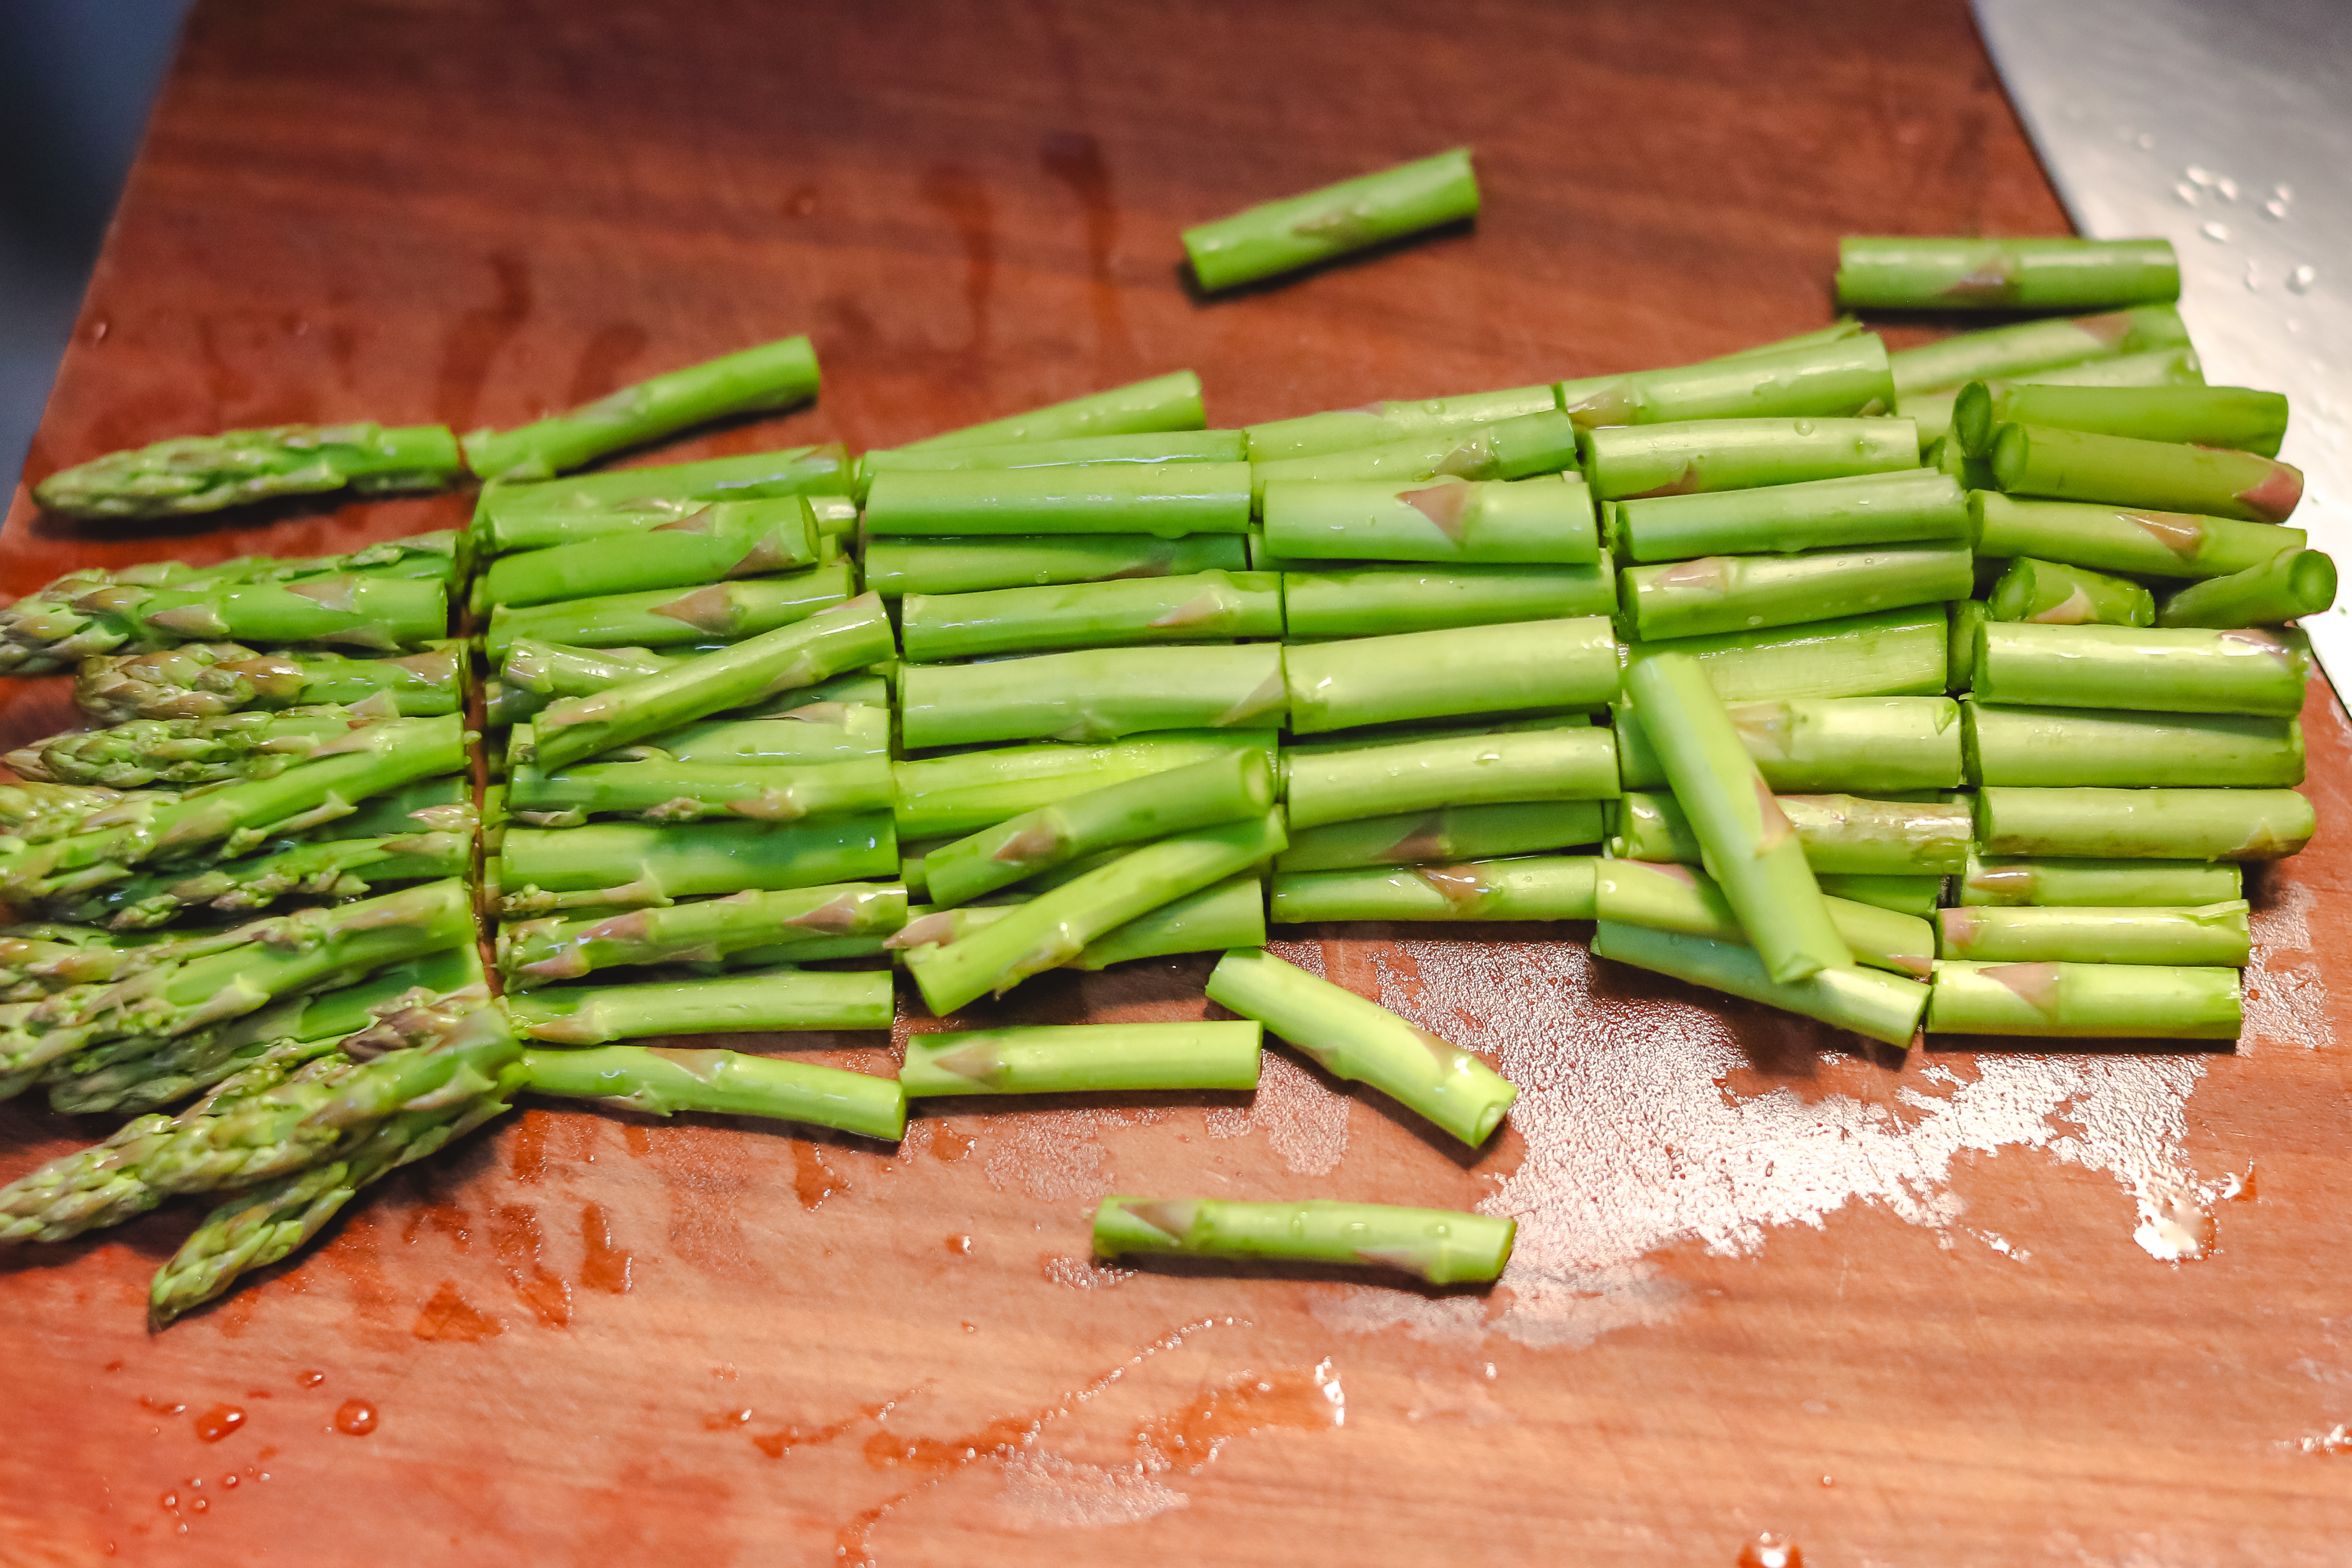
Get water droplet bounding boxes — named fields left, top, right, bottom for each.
left=1738, top=1533, right=1803, bottom=1568
left=2246, top=260, right=2263, bottom=292
left=2266, top=199, right=2289, bottom=220
left=2217, top=176, right=2239, bottom=201
left=2275, top=182, right=2295, bottom=202
left=2175, top=182, right=2200, bottom=205
left=2186, top=164, right=2215, bottom=186
left=2136, top=132, right=2155, bottom=149
left=2289, top=265, right=2317, bottom=294
left=2202, top=222, right=2230, bottom=242
left=333, top=1400, right=378, bottom=1436
left=193, top=1406, right=245, bottom=1443
left=296, top=1370, right=325, bottom=1388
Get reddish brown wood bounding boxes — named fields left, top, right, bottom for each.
left=4, top=3, right=2349, bottom=1564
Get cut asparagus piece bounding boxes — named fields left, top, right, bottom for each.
left=0, top=571, right=447, bottom=675
left=2155, top=549, right=2338, bottom=628
left=906, top=371, right=1205, bottom=450
left=1925, top=960, right=2239, bottom=1038
left=1971, top=622, right=2307, bottom=716
left=73, top=643, right=463, bottom=725
left=1282, top=560, right=1617, bottom=635
left=1554, top=335, right=1897, bottom=429
left=1902, top=347, right=2209, bottom=446
left=503, top=968, right=891, bottom=1042
left=1985, top=557, right=2153, bottom=626
left=1585, top=418, right=1919, bottom=502
left=899, top=570, right=1283, bottom=660
left=1591, top=920, right=1927, bottom=1047
left=1620, top=543, right=1971, bottom=643
left=497, top=815, right=896, bottom=912
left=1970, top=492, right=2305, bottom=580
left=521, top=1044, right=904, bottom=1140
left=1973, top=787, right=2314, bottom=860
left=35, top=423, right=464, bottom=520
left=1616, top=693, right=1962, bottom=793
left=461, top=335, right=821, bottom=480
left=1836, top=237, right=2179, bottom=311
left=1990, top=424, right=2302, bottom=524
left=531, top=593, right=896, bottom=771
left=479, top=444, right=854, bottom=551
left=900, top=644, right=1284, bottom=749
left=1889, top=305, right=2192, bottom=397
left=864, top=533, right=1248, bottom=597
left=41, top=826, right=470, bottom=930
left=636, top=700, right=890, bottom=767
left=1612, top=470, right=1967, bottom=563
left=1277, top=801, right=1605, bottom=872
left=1816, top=874, right=1946, bottom=920
left=1937, top=902, right=2248, bottom=965
left=900, top=1021, right=1262, bottom=1096
left=862, top=430, right=1246, bottom=491
left=1285, top=724, right=1617, bottom=830
left=924, top=750, right=1274, bottom=908
left=1948, top=600, right=1986, bottom=693
left=482, top=562, right=853, bottom=656
left=1625, top=605, right=1948, bottom=702
left=481, top=498, right=824, bottom=608
left=0, top=782, right=137, bottom=844
left=506, top=729, right=893, bottom=825
left=864, top=464, right=1252, bottom=538
left=907, top=812, right=1285, bottom=1013
left=1271, top=856, right=1598, bottom=923
left=1245, top=385, right=1560, bottom=463
left=7, top=706, right=371, bottom=789
left=1182, top=148, right=1478, bottom=291
left=1205, top=944, right=1515, bottom=1143
left=1958, top=851, right=2241, bottom=908
left=893, top=731, right=1275, bottom=841
left=1248, top=410, right=1584, bottom=505
left=1595, top=859, right=1933, bottom=978
left=1284, top=618, right=1619, bottom=734
left=1964, top=703, right=2303, bottom=787
left=1261, top=473, right=1599, bottom=564
left=1094, top=1196, right=1514, bottom=1284
left=303, top=775, right=471, bottom=841
left=1612, top=790, right=1973, bottom=876
left=1956, top=382, right=2287, bottom=458
left=1071, top=874, right=1268, bottom=967
left=499, top=882, right=907, bottom=986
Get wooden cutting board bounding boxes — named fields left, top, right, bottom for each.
left=4, top=3, right=2348, bottom=1563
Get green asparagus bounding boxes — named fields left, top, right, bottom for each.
left=901, top=1021, right=1262, bottom=1096
left=1611, top=790, right=1973, bottom=876
left=1985, top=557, right=2153, bottom=626
left=1183, top=148, right=1478, bottom=292
left=1093, top=1196, right=1514, bottom=1284
left=1901, top=348, right=2207, bottom=446
left=35, top=423, right=464, bottom=521
left=1937, top=902, right=2248, bottom=965
left=1594, top=858, right=1934, bottom=977
left=900, top=644, right=1285, bottom=749
left=497, top=815, right=897, bottom=912
left=1620, top=543, right=1971, bottom=643
left=482, top=498, right=825, bottom=608
left=499, top=882, right=906, bottom=986
left=1626, top=606, right=1950, bottom=702
left=2155, top=549, right=2338, bottom=628
left=1614, top=694, right=1962, bottom=793
left=1888, top=305, right=2192, bottom=397
left=521, top=1044, right=905, bottom=1140
left=863, top=534, right=1250, bottom=597
left=7, top=705, right=376, bottom=789
left=1271, top=856, right=1597, bottom=923
left=1815, top=874, right=1947, bottom=920
left=1282, top=561, right=1617, bottom=636
left=1964, top=703, right=2302, bottom=787
left=1956, top=382, right=2287, bottom=458
left=862, top=430, right=1246, bottom=490
left=1990, top=423, right=2303, bottom=524
left=1286, top=724, right=1617, bottom=830
left=1245, top=385, right=1560, bottom=463
left=1970, top=492, right=2305, bottom=580
left=482, top=562, right=853, bottom=655
left=503, top=968, right=891, bottom=1042
left=480, top=444, right=854, bottom=551
left=1276, top=801, right=1605, bottom=872
left=1836, top=237, right=2179, bottom=311
left=1261, top=473, right=1598, bottom=564
left=1957, top=851, right=2241, bottom=908
left=1247, top=410, right=1584, bottom=505
left=1555, top=335, right=1897, bottom=428
left=1973, top=787, right=2314, bottom=859
left=74, top=643, right=463, bottom=725
left=1590, top=920, right=1927, bottom=1047
left=1585, top=418, right=1919, bottom=502
left=864, top=464, right=1253, bottom=538
left=0, top=568, right=447, bottom=675
left=906, top=371, right=1205, bottom=450
left=1611, top=470, right=1967, bottom=563
left=1925, top=960, right=2239, bottom=1039
left=1971, top=622, right=2307, bottom=715
left=1284, top=617, right=1619, bottom=734
left=899, top=570, right=1283, bottom=660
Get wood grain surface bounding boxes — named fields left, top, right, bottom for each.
left=4, top=3, right=2349, bottom=1564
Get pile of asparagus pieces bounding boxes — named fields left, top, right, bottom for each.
left=0, top=232, right=2327, bottom=1325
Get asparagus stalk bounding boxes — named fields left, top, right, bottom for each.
left=862, top=430, right=1246, bottom=490
left=481, top=498, right=824, bottom=609
left=1554, top=335, right=1897, bottom=428
left=499, top=882, right=906, bottom=986
left=34, top=423, right=464, bottom=520
left=1248, top=410, right=1584, bottom=504
left=635, top=700, right=890, bottom=768
left=503, top=968, right=891, bottom=1042
left=461, top=335, right=820, bottom=480
left=899, top=570, right=1283, bottom=660
left=506, top=735, right=893, bottom=826
left=1272, top=856, right=1597, bottom=923
left=1964, top=703, right=2303, bottom=787
left=1072, top=875, right=1268, bottom=967
left=497, top=816, right=897, bottom=912
left=863, top=534, right=1248, bottom=597
left=1836, top=237, right=2179, bottom=310
left=481, top=562, right=853, bottom=656
left=1888, top=305, right=2192, bottom=397
left=2155, top=549, right=2338, bottom=628
left=1611, top=790, right=1973, bottom=876
left=906, top=371, right=1205, bottom=450
left=1985, top=557, right=2153, bottom=626
left=1938, top=901, right=2248, bottom=965
left=1925, top=960, right=2239, bottom=1039
left=479, top=444, right=854, bottom=551
left=1625, top=606, right=1949, bottom=702
left=1594, top=859, right=1932, bottom=977
left=1816, top=874, right=1946, bottom=920
left=1948, top=600, right=1986, bottom=693
left=900, top=1021, right=1261, bottom=1096
left=900, top=644, right=1285, bottom=750
left=1284, top=617, right=1619, bottom=734
left=41, top=827, right=469, bottom=930
left=1244, top=386, right=1560, bottom=463
left=1611, top=470, right=1966, bottom=563
left=1991, top=424, right=2303, bottom=524
left=73, top=643, right=463, bottom=725
left=0, top=571, right=447, bottom=676
left=520, top=1044, right=905, bottom=1140
left=1203, top=945, right=1515, bottom=1144
left=1282, top=560, right=1617, bottom=635
left=1956, top=382, right=2287, bottom=458
left=1973, top=787, right=2315, bottom=859
left=1619, top=543, right=1971, bottom=643
left=0, top=783, right=135, bottom=844
left=6, top=706, right=375, bottom=789
left=864, top=464, right=1252, bottom=538
left=1615, top=694, right=1962, bottom=793
left=1285, top=724, right=1617, bottom=830
left=531, top=592, right=896, bottom=770
left=1971, top=622, right=2308, bottom=716
left=1902, top=347, right=2209, bottom=446
left=893, top=731, right=1274, bottom=841
left=1261, top=473, right=1599, bottom=564
left=1585, top=418, right=1919, bottom=502
left=1591, top=920, right=1927, bottom=1046
left=1958, top=851, right=2241, bottom=908
left=1094, top=1196, right=1515, bottom=1284
left=1277, top=801, right=1604, bottom=871
left=1970, top=492, right=2305, bottom=580
left=1182, top=148, right=1477, bottom=291
left=924, top=751, right=1274, bottom=908
left=301, top=775, right=472, bottom=840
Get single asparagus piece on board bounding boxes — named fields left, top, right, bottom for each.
left=35, top=423, right=465, bottom=521
left=74, top=643, right=463, bottom=725
left=1972, top=787, right=2314, bottom=860
left=1925, top=960, right=2239, bottom=1039
left=1969, top=492, right=2304, bottom=580
left=1260, top=473, right=1599, bottom=564
left=906, top=371, right=1205, bottom=450
left=521, top=1044, right=905, bottom=1140
left=1963, top=704, right=2302, bottom=788
left=900, top=1021, right=1262, bottom=1097
left=1619, top=543, right=1972, bottom=643
left=899, top=644, right=1286, bottom=750
left=1936, top=902, right=2249, bottom=966
left=1836, top=237, right=2179, bottom=311
left=1283, top=617, right=1620, bottom=734
left=1182, top=148, right=1478, bottom=292
left=1271, top=856, right=1598, bottom=923
left=1990, top=423, right=2302, bottom=524
left=496, top=819, right=898, bottom=914
left=0, top=568, right=448, bottom=675
left=503, top=968, right=892, bottom=1042
left=2155, top=549, right=2338, bottom=628
left=1584, top=418, right=1919, bottom=502
left=1094, top=1196, right=1515, bottom=1284
left=498, top=882, right=907, bottom=987
left=1591, top=920, right=1926, bottom=1047
left=1611, top=469, right=1967, bottom=563
left=1970, top=622, right=2307, bottom=716
left=1986, top=557, right=2153, bottom=627
left=1276, top=801, right=1605, bottom=872
left=1957, top=851, right=2241, bottom=908
left=481, top=497, right=825, bottom=608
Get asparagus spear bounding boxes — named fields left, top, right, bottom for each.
left=499, top=882, right=907, bottom=987
left=905, top=371, right=1205, bottom=450
left=1938, top=902, right=2248, bottom=966
left=1276, top=801, right=1606, bottom=872
left=1594, top=859, right=1932, bottom=977
left=0, top=569, right=448, bottom=675
left=633, top=698, right=890, bottom=768
left=1584, top=417, right=1919, bottom=502
left=1985, top=558, right=2153, bottom=626
left=1948, top=600, right=1986, bottom=693
left=1070, top=875, right=1267, bottom=966
left=34, top=423, right=465, bottom=520
left=1626, top=606, right=1949, bottom=702
left=1925, top=960, right=2239, bottom=1039
left=503, top=968, right=891, bottom=1042
left=1203, top=945, right=1515, bottom=1144
left=1990, top=424, right=2303, bottom=524
left=40, top=826, right=470, bottom=930
left=480, top=444, right=854, bottom=551
left=900, top=644, right=1285, bottom=749
left=1271, top=856, right=1597, bottom=923
left=1611, top=470, right=1967, bottom=563
left=1973, top=787, right=2315, bottom=859
left=1619, top=543, right=1971, bottom=643
left=1260, top=473, right=1599, bottom=564
left=2155, top=549, right=2338, bottom=628
left=521, top=1044, right=905, bottom=1140
left=863, top=534, right=1249, bottom=597
left=1901, top=348, right=2208, bottom=446
left=1094, top=1196, right=1515, bottom=1284
left=893, top=731, right=1275, bottom=841
left=899, top=570, right=1283, bottom=661
left=1244, top=386, right=1561, bottom=463
left=1816, top=874, right=1946, bottom=920
left=461, top=334, right=821, bottom=480
left=923, top=751, right=1274, bottom=908
left=1285, top=724, right=1617, bottom=830
left=1284, top=617, right=1619, bottom=734
left=862, top=430, right=1246, bottom=491
left=1958, top=851, right=2241, bottom=908
left=1970, top=493, right=2305, bottom=580
left=1836, top=237, right=2179, bottom=310
left=1971, top=622, right=2307, bottom=716
left=1556, top=335, right=1898, bottom=428
left=481, top=498, right=824, bottom=609
left=1615, top=694, right=1962, bottom=793
left=900, top=1021, right=1261, bottom=1096
left=1964, top=704, right=2302, bottom=787
left=497, top=816, right=897, bottom=913
left=1248, top=410, right=1584, bottom=504
left=74, top=643, right=463, bottom=725
left=1956, top=382, right=2287, bottom=458
left=864, top=464, right=1252, bottom=538
left=481, top=562, right=853, bottom=656
left=1888, top=305, right=2192, bottom=397
left=506, top=734, right=893, bottom=825
left=1290, top=559, right=1619, bottom=634
left=1611, top=790, right=1973, bottom=876
left=1182, top=148, right=1478, bottom=292
left=6, top=706, right=375, bottom=790
left=0, top=783, right=134, bottom=844
left=1591, top=920, right=1927, bottom=1047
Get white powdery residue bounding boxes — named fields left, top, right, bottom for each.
left=984, top=1109, right=1115, bottom=1202
left=2247, top=874, right=2336, bottom=1051
left=992, top=1453, right=1190, bottom=1531
left=1201, top=1046, right=1349, bottom=1175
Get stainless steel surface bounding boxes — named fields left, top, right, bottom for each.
left=1975, top=0, right=2352, bottom=691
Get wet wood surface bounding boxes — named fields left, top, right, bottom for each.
left=4, top=2, right=2350, bottom=1564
